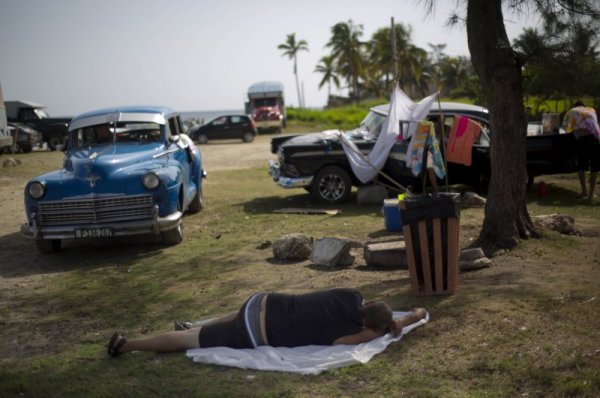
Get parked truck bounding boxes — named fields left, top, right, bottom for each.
left=245, top=81, right=286, bottom=134
left=6, top=100, right=70, bottom=150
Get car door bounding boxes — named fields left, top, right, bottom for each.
left=168, top=116, right=194, bottom=207
left=206, top=116, right=228, bottom=140
left=228, top=116, right=247, bottom=139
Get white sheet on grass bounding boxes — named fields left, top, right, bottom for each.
left=339, top=85, right=438, bottom=183
left=186, top=311, right=429, bottom=375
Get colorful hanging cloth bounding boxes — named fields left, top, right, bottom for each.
left=406, top=121, right=445, bottom=178
left=446, top=116, right=482, bottom=166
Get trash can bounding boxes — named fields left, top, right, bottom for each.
left=399, top=193, right=460, bottom=295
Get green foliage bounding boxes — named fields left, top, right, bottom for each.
left=286, top=99, right=384, bottom=130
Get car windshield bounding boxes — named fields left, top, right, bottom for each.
left=254, top=98, right=277, bottom=107
left=346, top=110, right=386, bottom=140
left=71, top=122, right=163, bottom=148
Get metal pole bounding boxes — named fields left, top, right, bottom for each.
left=391, top=17, right=398, bottom=83
left=437, top=94, right=449, bottom=191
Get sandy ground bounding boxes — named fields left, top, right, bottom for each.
left=198, top=135, right=277, bottom=171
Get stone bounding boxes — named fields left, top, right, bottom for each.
left=356, top=185, right=388, bottom=205
left=533, top=214, right=581, bottom=236
left=272, top=233, right=313, bottom=261
left=459, top=191, right=486, bottom=208
left=459, top=247, right=485, bottom=261
left=310, top=237, right=357, bottom=267
left=2, top=158, right=20, bottom=168
left=363, top=240, right=407, bottom=268
left=460, top=257, right=492, bottom=272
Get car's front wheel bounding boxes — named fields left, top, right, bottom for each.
left=188, top=186, right=203, bottom=213
left=196, top=134, right=208, bottom=145
left=242, top=132, right=255, bottom=143
left=311, top=166, right=352, bottom=204
left=36, top=239, right=62, bottom=254
left=162, top=223, right=184, bottom=245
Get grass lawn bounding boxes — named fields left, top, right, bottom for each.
left=0, top=149, right=598, bottom=397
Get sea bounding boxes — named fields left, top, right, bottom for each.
left=181, top=109, right=245, bottom=125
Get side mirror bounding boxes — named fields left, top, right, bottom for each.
left=169, top=135, right=180, bottom=144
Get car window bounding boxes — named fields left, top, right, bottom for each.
left=255, top=98, right=277, bottom=107
left=168, top=117, right=179, bottom=136
left=231, top=116, right=243, bottom=124
left=71, top=122, right=163, bottom=148
left=176, top=116, right=185, bottom=135
left=212, top=116, right=227, bottom=126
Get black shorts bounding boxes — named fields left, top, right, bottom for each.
left=198, top=293, right=265, bottom=349
left=575, top=134, right=600, bottom=172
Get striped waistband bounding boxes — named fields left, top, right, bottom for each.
left=243, top=292, right=268, bottom=347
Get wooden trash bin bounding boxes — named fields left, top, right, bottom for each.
left=399, top=193, right=460, bottom=295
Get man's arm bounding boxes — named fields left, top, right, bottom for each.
left=390, top=308, right=428, bottom=337
left=332, top=327, right=384, bottom=345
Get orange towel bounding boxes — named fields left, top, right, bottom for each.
left=446, top=116, right=482, bottom=166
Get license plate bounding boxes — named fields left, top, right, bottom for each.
left=75, top=227, right=113, bottom=238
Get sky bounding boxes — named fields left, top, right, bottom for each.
left=0, top=0, right=540, bottom=116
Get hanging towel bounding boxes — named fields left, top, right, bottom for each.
left=339, top=85, right=438, bottom=183
left=186, top=311, right=428, bottom=375
left=406, top=121, right=446, bottom=178
left=446, top=116, right=482, bottom=166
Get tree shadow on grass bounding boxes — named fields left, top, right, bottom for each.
left=0, top=231, right=166, bottom=278
left=240, top=193, right=383, bottom=217
left=526, top=184, right=598, bottom=208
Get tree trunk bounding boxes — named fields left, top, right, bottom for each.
left=466, top=0, right=538, bottom=254
left=294, top=57, right=302, bottom=109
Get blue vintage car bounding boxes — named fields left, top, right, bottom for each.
left=21, top=106, right=205, bottom=253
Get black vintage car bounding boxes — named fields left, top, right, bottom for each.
left=189, top=115, right=257, bottom=144
left=268, top=102, right=577, bottom=203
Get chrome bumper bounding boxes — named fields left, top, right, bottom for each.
left=268, top=160, right=313, bottom=189
left=21, top=209, right=183, bottom=240
left=256, top=120, right=282, bottom=129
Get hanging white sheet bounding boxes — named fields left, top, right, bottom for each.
left=339, top=85, right=438, bottom=184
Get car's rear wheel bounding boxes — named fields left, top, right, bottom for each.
left=311, top=166, right=352, bottom=204
left=242, top=132, right=255, bottom=143
left=196, top=134, right=208, bottom=145
left=36, top=239, right=62, bottom=254
left=47, top=134, right=65, bottom=151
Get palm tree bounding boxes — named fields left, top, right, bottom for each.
left=278, top=33, right=309, bottom=108
left=314, top=55, right=340, bottom=99
left=367, top=24, right=412, bottom=89
left=326, top=20, right=365, bottom=102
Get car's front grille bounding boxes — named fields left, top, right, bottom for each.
left=38, top=194, right=155, bottom=225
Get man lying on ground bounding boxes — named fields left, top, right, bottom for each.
left=107, top=288, right=427, bottom=357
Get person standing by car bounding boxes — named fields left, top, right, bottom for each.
left=563, top=101, right=600, bottom=201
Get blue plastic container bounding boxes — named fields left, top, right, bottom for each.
left=383, top=199, right=402, bottom=231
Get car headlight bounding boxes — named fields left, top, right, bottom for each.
left=142, top=172, right=160, bottom=190
left=277, top=147, right=285, bottom=164
left=28, top=181, right=46, bottom=199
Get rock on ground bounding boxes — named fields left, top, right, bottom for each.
left=533, top=214, right=581, bottom=236
left=310, top=237, right=357, bottom=267
left=272, top=233, right=314, bottom=261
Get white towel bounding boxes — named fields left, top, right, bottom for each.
left=186, top=311, right=428, bottom=375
